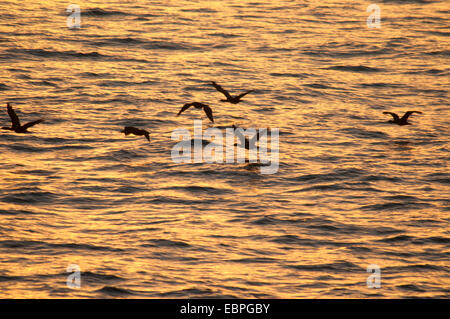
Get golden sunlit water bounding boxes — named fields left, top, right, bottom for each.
left=0, top=0, right=449, bottom=298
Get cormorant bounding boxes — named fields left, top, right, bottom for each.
left=121, top=126, right=150, bottom=141
left=177, top=102, right=214, bottom=123
left=211, top=81, right=253, bottom=104
left=1, top=103, right=44, bottom=133
left=383, top=111, right=422, bottom=125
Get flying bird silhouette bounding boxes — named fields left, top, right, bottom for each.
left=1, top=103, right=44, bottom=133
left=177, top=102, right=214, bottom=123
left=232, top=125, right=262, bottom=150
left=383, top=111, right=422, bottom=125
left=121, top=126, right=150, bottom=141
left=211, top=81, right=253, bottom=104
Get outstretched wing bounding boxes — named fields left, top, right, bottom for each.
left=401, top=111, right=422, bottom=121
left=7, top=104, right=20, bottom=129
left=236, top=90, right=253, bottom=100
left=383, top=112, right=399, bottom=121
left=211, top=81, right=232, bottom=100
left=21, top=119, right=44, bottom=130
left=177, top=104, right=192, bottom=116
left=203, top=105, right=214, bottom=123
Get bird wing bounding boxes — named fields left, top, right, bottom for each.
left=236, top=90, right=253, bottom=100
left=211, top=81, right=232, bottom=100
left=21, top=119, right=44, bottom=130
left=7, top=104, right=20, bottom=129
left=177, top=104, right=192, bottom=116
left=383, top=112, right=399, bottom=121
left=203, top=105, right=214, bottom=123
left=401, top=111, right=422, bottom=121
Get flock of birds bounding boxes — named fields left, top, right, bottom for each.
left=1, top=81, right=258, bottom=147
left=2, top=81, right=423, bottom=147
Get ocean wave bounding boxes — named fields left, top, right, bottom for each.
left=362, top=174, right=402, bottom=182
left=88, top=37, right=145, bottom=47
left=164, top=185, right=235, bottom=195
left=425, top=176, right=450, bottom=185
left=0, top=275, right=23, bottom=282
left=304, top=83, right=342, bottom=90
left=78, top=271, right=125, bottom=283
left=287, top=260, right=363, bottom=273
left=270, top=234, right=349, bottom=247
left=396, top=284, right=427, bottom=293
left=229, top=257, right=277, bottom=264
left=83, top=8, right=129, bottom=16
left=339, top=127, right=389, bottom=139
left=96, top=286, right=135, bottom=296
left=377, top=235, right=414, bottom=243
left=404, top=69, right=449, bottom=76
left=10, top=48, right=104, bottom=59
left=384, top=264, right=449, bottom=273
left=140, top=239, right=191, bottom=248
left=360, top=202, right=434, bottom=211
left=143, top=40, right=202, bottom=51
left=424, top=50, right=450, bottom=56
left=29, top=80, right=59, bottom=87
left=423, top=31, right=450, bottom=37
left=0, top=209, right=39, bottom=215
left=8, top=48, right=149, bottom=63
left=380, top=0, right=437, bottom=4
left=307, top=48, right=392, bottom=58
left=325, top=65, right=384, bottom=72
left=78, top=71, right=109, bottom=77
left=412, top=236, right=450, bottom=245
left=360, top=82, right=408, bottom=88
left=6, top=144, right=47, bottom=153
left=181, top=8, right=218, bottom=13
left=156, top=287, right=234, bottom=298
left=1, top=191, right=58, bottom=204
left=13, top=169, right=56, bottom=176
left=269, top=72, right=308, bottom=78
left=288, top=168, right=368, bottom=184
left=0, top=240, right=123, bottom=252
left=208, top=32, right=241, bottom=38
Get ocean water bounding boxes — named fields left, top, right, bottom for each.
left=0, top=0, right=449, bottom=298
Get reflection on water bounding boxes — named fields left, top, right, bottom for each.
left=0, top=0, right=449, bottom=298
